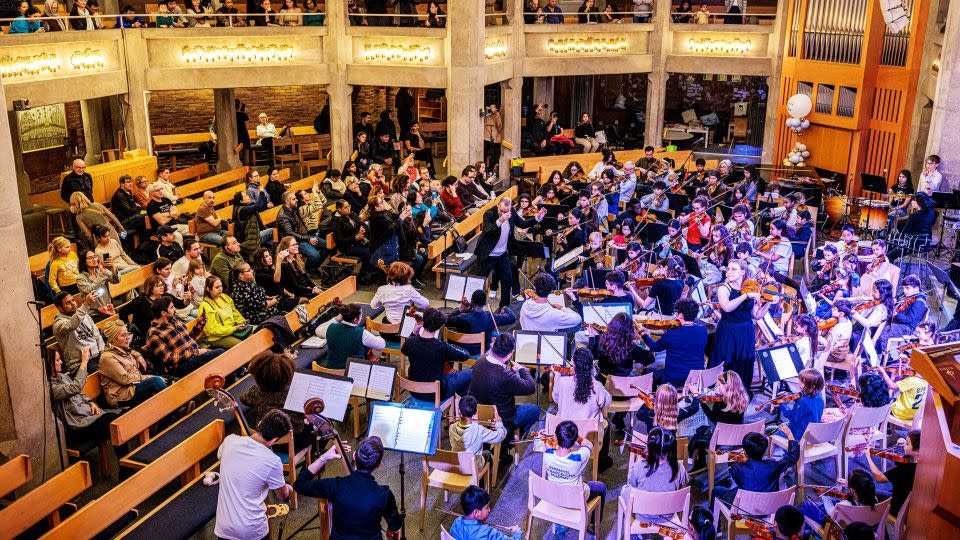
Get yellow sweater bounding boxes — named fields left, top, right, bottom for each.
left=48, top=252, right=80, bottom=293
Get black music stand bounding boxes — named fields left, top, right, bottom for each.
left=671, top=250, right=703, bottom=279
left=666, top=193, right=689, bottom=213
left=927, top=262, right=959, bottom=327
left=931, top=191, right=960, bottom=257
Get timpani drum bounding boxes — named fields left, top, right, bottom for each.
left=856, top=199, right=890, bottom=231
left=824, top=195, right=849, bottom=227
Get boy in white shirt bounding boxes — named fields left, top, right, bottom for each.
left=449, top=395, right=507, bottom=470
left=215, top=409, right=293, bottom=540
left=519, top=273, right=582, bottom=333
left=542, top=420, right=606, bottom=532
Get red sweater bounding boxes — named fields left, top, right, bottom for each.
left=441, top=190, right=465, bottom=220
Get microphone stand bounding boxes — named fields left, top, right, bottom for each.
left=31, top=300, right=66, bottom=473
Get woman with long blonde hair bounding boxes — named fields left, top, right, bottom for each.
left=701, top=371, right=749, bottom=425
left=275, top=236, right=321, bottom=303
left=635, top=383, right=699, bottom=435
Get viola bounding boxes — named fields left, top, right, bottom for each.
left=628, top=384, right=655, bottom=408
left=827, top=384, right=860, bottom=398
left=870, top=445, right=914, bottom=463
left=731, top=515, right=775, bottom=539
left=766, top=335, right=801, bottom=348
left=755, top=392, right=803, bottom=411
left=581, top=322, right=607, bottom=333
left=637, top=318, right=681, bottom=331
left=818, top=317, right=838, bottom=331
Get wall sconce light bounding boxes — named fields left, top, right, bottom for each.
left=687, top=37, right=752, bottom=55
left=361, top=43, right=432, bottom=64
left=932, top=54, right=940, bottom=73
left=181, top=44, right=295, bottom=64
left=0, top=52, right=61, bottom=79
left=70, top=48, right=105, bottom=71
left=546, top=37, right=627, bottom=55
left=484, top=41, right=508, bottom=61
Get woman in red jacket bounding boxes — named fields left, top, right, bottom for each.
left=440, top=176, right=465, bottom=220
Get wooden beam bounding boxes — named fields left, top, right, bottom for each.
left=0, top=461, right=92, bottom=540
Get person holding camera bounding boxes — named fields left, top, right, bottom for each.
left=76, top=249, right=121, bottom=318
left=483, top=104, right=503, bottom=172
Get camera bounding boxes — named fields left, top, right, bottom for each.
left=13, top=99, right=29, bottom=111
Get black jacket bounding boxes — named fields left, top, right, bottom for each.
left=277, top=205, right=310, bottom=242
left=332, top=213, right=364, bottom=253
left=468, top=356, right=536, bottom=424
left=368, top=210, right=400, bottom=250
left=111, top=188, right=142, bottom=221
left=473, top=207, right=538, bottom=263
left=371, top=138, right=397, bottom=165
left=61, top=171, right=93, bottom=204
left=294, top=468, right=401, bottom=540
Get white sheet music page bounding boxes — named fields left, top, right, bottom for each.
left=769, top=347, right=799, bottom=380
left=393, top=408, right=436, bottom=454
left=583, top=304, right=629, bottom=326
left=283, top=372, right=353, bottom=422
left=539, top=335, right=566, bottom=366
left=515, top=333, right=541, bottom=364
left=346, top=361, right=372, bottom=397
left=368, top=405, right=403, bottom=448
left=366, top=364, right=396, bottom=401
left=445, top=274, right=468, bottom=302
left=462, top=276, right=487, bottom=303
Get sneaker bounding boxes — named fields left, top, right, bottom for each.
left=412, top=278, right=425, bottom=289
left=488, top=290, right=498, bottom=299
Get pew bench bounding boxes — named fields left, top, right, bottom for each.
left=0, top=454, right=31, bottom=499
left=0, top=461, right=93, bottom=539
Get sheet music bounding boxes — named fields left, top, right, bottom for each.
left=368, top=404, right=437, bottom=454
left=552, top=246, right=584, bottom=272
left=462, top=276, right=487, bottom=303
left=346, top=361, right=372, bottom=397
left=367, top=364, right=396, bottom=401
left=769, top=347, right=799, bottom=381
left=582, top=303, right=631, bottom=326
left=539, top=335, right=566, bottom=366
left=759, top=312, right=785, bottom=338
left=515, top=332, right=541, bottom=364
left=400, top=310, right=423, bottom=339
left=283, top=372, right=353, bottom=422
left=444, top=274, right=487, bottom=303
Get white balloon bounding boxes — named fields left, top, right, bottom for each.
left=790, top=154, right=802, bottom=164
left=796, top=143, right=807, bottom=152
left=800, top=119, right=811, bottom=129
left=802, top=151, right=810, bottom=158
left=787, top=94, right=813, bottom=119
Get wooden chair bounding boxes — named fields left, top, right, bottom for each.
left=475, top=403, right=508, bottom=486
left=604, top=374, right=652, bottom=435
left=312, top=361, right=367, bottom=439
left=440, top=525, right=455, bottom=540
left=526, top=471, right=601, bottom=540
left=365, top=318, right=401, bottom=361
left=442, top=327, right=485, bottom=367
left=714, top=487, right=796, bottom=538
left=543, top=413, right=601, bottom=482
left=707, top=420, right=765, bottom=499
left=808, top=498, right=892, bottom=540
left=397, top=375, right=455, bottom=420
left=617, top=486, right=690, bottom=540
left=771, top=417, right=845, bottom=487
left=273, top=430, right=312, bottom=491
left=419, top=449, right=490, bottom=530
left=886, top=492, right=910, bottom=540
left=840, top=404, right=892, bottom=478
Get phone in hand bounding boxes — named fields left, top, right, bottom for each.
left=279, top=249, right=290, bottom=259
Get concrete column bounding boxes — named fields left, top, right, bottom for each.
left=446, top=0, right=486, bottom=172
left=644, top=0, right=669, bottom=148
left=0, top=80, right=59, bottom=486
left=213, top=89, right=242, bottom=172
left=499, top=77, right=523, bottom=177
left=324, top=0, right=351, bottom=167
left=925, top=1, right=960, bottom=189
left=81, top=97, right=114, bottom=165
left=761, top=75, right=781, bottom=163
left=7, top=111, right=33, bottom=212
left=121, top=29, right=152, bottom=153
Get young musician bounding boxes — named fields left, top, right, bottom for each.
left=888, top=275, right=928, bottom=340
left=475, top=196, right=546, bottom=310
left=699, top=224, right=733, bottom=285
left=725, top=203, right=755, bottom=245
left=866, top=430, right=919, bottom=516
left=449, top=395, right=507, bottom=471
left=687, top=506, right=717, bottom=540
left=791, top=210, right=812, bottom=258
left=850, top=279, right=894, bottom=354
left=858, top=239, right=896, bottom=291
left=403, top=308, right=472, bottom=403
left=773, top=505, right=805, bottom=540
left=640, top=181, right=670, bottom=212
left=641, top=298, right=708, bottom=387
left=572, top=270, right=638, bottom=310
left=767, top=368, right=824, bottom=439
left=792, top=313, right=820, bottom=368
left=634, top=383, right=700, bottom=438
left=754, top=218, right=793, bottom=285
left=215, top=409, right=294, bottom=540
left=468, top=333, right=537, bottom=461
left=451, top=485, right=522, bottom=540
left=448, top=289, right=517, bottom=355
left=520, top=273, right=582, bottom=332
left=610, top=218, right=634, bottom=248
left=542, top=421, right=607, bottom=525
left=683, top=158, right=708, bottom=189
left=575, top=231, right=606, bottom=282
left=734, top=242, right=757, bottom=278
left=315, top=303, right=386, bottom=370
left=709, top=259, right=769, bottom=393
left=293, top=436, right=403, bottom=540
left=699, top=370, right=749, bottom=425
left=630, top=256, right=686, bottom=315
left=680, top=195, right=711, bottom=252
left=588, top=312, right=653, bottom=379
left=886, top=169, right=915, bottom=232
left=834, top=225, right=858, bottom=259
left=815, top=299, right=853, bottom=371
left=889, top=192, right=936, bottom=261
left=811, top=244, right=840, bottom=292
left=618, top=427, right=689, bottom=507
left=803, top=469, right=880, bottom=530
left=653, top=219, right=688, bottom=259
left=616, top=241, right=647, bottom=279
left=712, top=426, right=798, bottom=504
left=552, top=348, right=614, bottom=470
left=767, top=192, right=800, bottom=227
left=555, top=209, right=587, bottom=254
left=589, top=182, right=611, bottom=229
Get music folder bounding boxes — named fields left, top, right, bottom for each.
left=444, top=274, right=487, bottom=303
left=514, top=330, right=567, bottom=366
left=582, top=302, right=633, bottom=327
left=399, top=308, right=424, bottom=339
left=552, top=245, right=584, bottom=273
left=283, top=369, right=354, bottom=422
left=757, top=342, right=804, bottom=383
left=367, top=402, right=441, bottom=455
left=345, top=358, right=396, bottom=401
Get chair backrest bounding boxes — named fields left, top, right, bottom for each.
left=731, top=486, right=796, bottom=516
left=832, top=498, right=892, bottom=534
left=398, top=374, right=441, bottom=407
left=628, top=486, right=691, bottom=522
left=527, top=471, right=587, bottom=513
left=846, top=404, right=892, bottom=430
left=442, top=328, right=486, bottom=355
left=544, top=413, right=600, bottom=444
left=476, top=404, right=499, bottom=423
left=709, top=419, right=765, bottom=449
left=311, top=361, right=346, bottom=376
left=366, top=318, right=400, bottom=336
left=684, top=364, right=723, bottom=390
left=801, top=417, right=846, bottom=447
left=440, top=525, right=455, bottom=540
left=892, top=492, right=910, bottom=540
left=606, top=373, right=653, bottom=397
left=424, top=449, right=480, bottom=483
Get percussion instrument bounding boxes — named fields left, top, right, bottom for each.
left=824, top=195, right=850, bottom=228
left=855, top=198, right=891, bottom=230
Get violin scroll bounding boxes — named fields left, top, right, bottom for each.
left=204, top=374, right=226, bottom=390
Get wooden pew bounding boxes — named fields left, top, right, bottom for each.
left=109, top=277, right=357, bottom=448
left=168, top=163, right=210, bottom=185
left=40, top=422, right=225, bottom=540
left=176, top=166, right=249, bottom=200
left=153, top=133, right=214, bottom=171
left=425, top=186, right=517, bottom=287
left=29, top=244, right=76, bottom=274
left=176, top=168, right=290, bottom=216
left=0, top=462, right=93, bottom=539
left=520, top=148, right=715, bottom=178
left=0, top=454, right=31, bottom=499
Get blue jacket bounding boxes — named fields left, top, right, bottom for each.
left=783, top=392, right=824, bottom=439
left=447, top=308, right=517, bottom=355
left=450, top=517, right=522, bottom=540
left=730, top=440, right=800, bottom=493
left=9, top=17, right=40, bottom=33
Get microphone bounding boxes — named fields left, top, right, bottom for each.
left=27, top=300, right=46, bottom=306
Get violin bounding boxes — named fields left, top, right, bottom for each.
left=869, top=445, right=914, bottom=463
left=636, top=318, right=681, bottom=331
left=628, top=384, right=655, bottom=408
left=689, top=391, right=725, bottom=403
left=869, top=365, right=917, bottom=378
left=548, top=365, right=575, bottom=376
left=799, top=484, right=855, bottom=502
left=731, top=514, right=776, bottom=539
left=756, top=236, right=779, bottom=253
left=513, top=429, right=584, bottom=450
left=827, top=384, right=860, bottom=398
left=740, top=279, right=795, bottom=302
left=755, top=392, right=803, bottom=411
left=569, top=287, right=613, bottom=299
left=854, top=299, right=882, bottom=311
left=895, top=296, right=918, bottom=313
left=613, top=439, right=648, bottom=457
left=631, top=520, right=685, bottom=540
left=715, top=448, right=748, bottom=462
left=818, top=317, right=838, bottom=331
left=766, top=335, right=801, bottom=348
left=632, top=276, right=664, bottom=288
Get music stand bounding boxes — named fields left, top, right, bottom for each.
left=861, top=173, right=887, bottom=196
left=931, top=191, right=960, bottom=257
left=666, top=193, right=690, bottom=214
left=672, top=250, right=703, bottom=279
left=927, top=262, right=959, bottom=327
left=757, top=341, right=804, bottom=384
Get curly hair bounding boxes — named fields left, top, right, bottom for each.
left=857, top=372, right=891, bottom=407
left=248, top=351, right=295, bottom=393
left=572, top=348, right=596, bottom=405
left=598, top=312, right=634, bottom=372
left=386, top=261, right=414, bottom=285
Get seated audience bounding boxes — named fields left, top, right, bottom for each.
left=50, top=347, right=120, bottom=443
left=53, top=291, right=104, bottom=375
left=98, top=320, right=167, bottom=408
left=47, top=236, right=80, bottom=295
left=231, top=262, right=281, bottom=325
left=197, top=276, right=249, bottom=350
left=146, top=295, right=223, bottom=377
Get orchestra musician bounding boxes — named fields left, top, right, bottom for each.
left=814, top=267, right=853, bottom=319
left=815, top=299, right=853, bottom=372
left=724, top=183, right=749, bottom=208
left=613, top=198, right=644, bottom=229
left=711, top=426, right=798, bottom=505
left=450, top=486, right=522, bottom=540
left=733, top=242, right=758, bottom=279
left=678, top=195, right=711, bottom=252
left=640, top=298, right=708, bottom=387
left=886, top=169, right=914, bottom=232
left=653, top=219, right=688, bottom=259
left=635, top=145, right=658, bottom=174
left=717, top=159, right=740, bottom=185
left=587, top=311, right=652, bottom=381
left=833, top=225, right=858, bottom=259
left=475, top=196, right=546, bottom=310
left=554, top=209, right=587, bottom=254
left=682, top=158, right=708, bottom=188
left=865, top=430, right=920, bottom=517
left=698, top=224, right=733, bottom=285
left=811, top=244, right=839, bottom=292
left=552, top=348, right=614, bottom=472
left=616, top=428, right=690, bottom=509
left=740, top=164, right=760, bottom=201
left=629, top=256, right=686, bottom=316
left=616, top=241, right=648, bottom=280
left=856, top=239, right=896, bottom=294
left=766, top=369, right=825, bottom=440
left=575, top=190, right=600, bottom=234
left=589, top=181, right=611, bottom=229
left=708, top=259, right=770, bottom=394
left=725, top=203, right=755, bottom=245
left=765, top=192, right=800, bottom=227
left=315, top=303, right=386, bottom=370
left=882, top=274, right=928, bottom=345
left=633, top=383, right=699, bottom=436
left=698, top=370, right=749, bottom=425
left=841, top=254, right=862, bottom=290
left=293, top=436, right=403, bottom=540
left=619, top=161, right=639, bottom=202
left=563, top=161, right=588, bottom=184
left=799, top=470, right=879, bottom=531
left=609, top=218, right=635, bottom=249
left=639, top=181, right=670, bottom=213
left=702, top=169, right=724, bottom=199
left=533, top=183, right=561, bottom=207
left=519, top=273, right=583, bottom=333
left=448, top=289, right=518, bottom=356
left=588, top=148, right=620, bottom=180
left=790, top=210, right=812, bottom=260
left=888, top=192, right=936, bottom=261
left=753, top=219, right=794, bottom=288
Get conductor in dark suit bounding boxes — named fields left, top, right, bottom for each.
left=475, top=198, right=546, bottom=309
